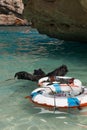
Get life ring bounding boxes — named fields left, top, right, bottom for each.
left=38, top=76, right=83, bottom=96
left=27, top=86, right=87, bottom=109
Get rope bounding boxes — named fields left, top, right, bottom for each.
left=0, top=78, right=15, bottom=85
left=67, top=84, right=74, bottom=97
left=42, top=87, right=57, bottom=112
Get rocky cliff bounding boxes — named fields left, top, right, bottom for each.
left=24, top=0, right=87, bottom=42
left=0, top=0, right=28, bottom=25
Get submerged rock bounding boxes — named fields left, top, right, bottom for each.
left=24, top=0, right=87, bottom=42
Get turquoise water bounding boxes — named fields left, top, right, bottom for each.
left=0, top=26, right=87, bottom=130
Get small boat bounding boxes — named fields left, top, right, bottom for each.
left=38, top=76, right=83, bottom=96
left=26, top=86, right=87, bottom=110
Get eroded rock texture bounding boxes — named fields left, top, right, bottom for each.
left=24, top=0, right=87, bottom=42
left=0, top=0, right=28, bottom=25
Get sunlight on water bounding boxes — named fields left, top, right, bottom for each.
left=0, top=26, right=87, bottom=130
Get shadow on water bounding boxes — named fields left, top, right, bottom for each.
left=0, top=27, right=87, bottom=61
left=38, top=40, right=87, bottom=61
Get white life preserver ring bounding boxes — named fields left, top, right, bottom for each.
left=28, top=87, right=87, bottom=109
left=38, top=76, right=83, bottom=96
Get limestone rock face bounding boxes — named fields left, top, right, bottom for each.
left=0, top=0, right=28, bottom=25
left=0, top=0, right=24, bottom=14
left=24, top=0, right=87, bottom=42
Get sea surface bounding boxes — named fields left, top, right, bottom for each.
left=0, top=26, right=87, bottom=130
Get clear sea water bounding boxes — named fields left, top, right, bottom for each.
left=0, top=26, right=87, bottom=130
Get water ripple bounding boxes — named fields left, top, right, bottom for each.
left=0, top=26, right=87, bottom=130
